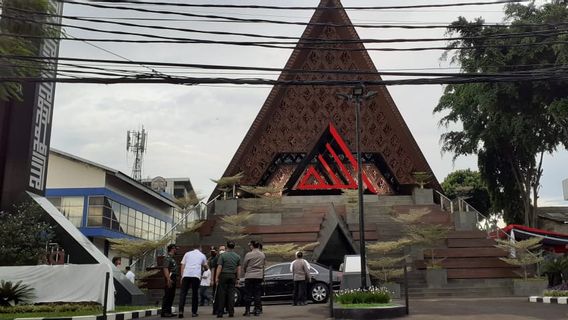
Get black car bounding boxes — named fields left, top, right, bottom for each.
left=235, top=262, right=341, bottom=305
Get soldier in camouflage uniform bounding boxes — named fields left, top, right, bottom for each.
left=161, top=244, right=179, bottom=317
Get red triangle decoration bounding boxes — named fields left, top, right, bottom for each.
left=295, top=124, right=377, bottom=193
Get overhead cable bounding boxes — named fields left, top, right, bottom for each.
left=5, top=9, right=568, bottom=43
left=67, top=0, right=528, bottom=11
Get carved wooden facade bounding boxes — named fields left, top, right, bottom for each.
left=219, top=0, right=439, bottom=195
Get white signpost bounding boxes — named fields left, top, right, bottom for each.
left=563, top=178, right=568, bottom=201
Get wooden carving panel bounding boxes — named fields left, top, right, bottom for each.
left=219, top=0, right=437, bottom=194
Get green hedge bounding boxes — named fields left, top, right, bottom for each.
left=334, top=286, right=391, bottom=305
left=543, top=290, right=568, bottom=297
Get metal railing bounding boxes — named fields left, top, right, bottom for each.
left=434, top=190, right=454, bottom=214
left=130, top=195, right=219, bottom=271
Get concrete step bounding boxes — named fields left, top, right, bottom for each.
left=408, top=286, right=513, bottom=298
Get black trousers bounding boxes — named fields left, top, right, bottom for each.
left=216, top=273, right=236, bottom=316
left=243, top=278, right=263, bottom=312
left=293, top=280, right=307, bottom=305
left=161, top=277, right=177, bottom=315
left=179, top=276, right=200, bottom=315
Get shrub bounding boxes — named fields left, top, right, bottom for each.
left=334, top=286, right=391, bottom=305
left=543, top=290, right=568, bottom=297
left=0, top=280, right=35, bottom=306
left=0, top=202, right=55, bottom=266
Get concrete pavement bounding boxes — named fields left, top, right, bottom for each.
left=145, top=298, right=567, bottom=320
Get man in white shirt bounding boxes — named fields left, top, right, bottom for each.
left=199, top=265, right=211, bottom=306
left=179, top=246, right=207, bottom=318
left=125, top=266, right=135, bottom=284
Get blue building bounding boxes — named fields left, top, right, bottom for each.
left=46, top=149, right=178, bottom=259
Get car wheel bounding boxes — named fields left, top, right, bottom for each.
left=310, top=282, right=329, bottom=303
left=234, top=289, right=242, bottom=306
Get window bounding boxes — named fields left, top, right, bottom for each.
left=265, top=264, right=289, bottom=276
left=49, top=196, right=84, bottom=227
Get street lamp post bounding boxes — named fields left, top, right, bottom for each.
left=338, top=84, right=377, bottom=289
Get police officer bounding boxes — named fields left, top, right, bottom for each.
left=161, top=244, right=178, bottom=317
left=215, top=241, right=240, bottom=318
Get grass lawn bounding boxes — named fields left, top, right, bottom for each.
left=336, top=303, right=397, bottom=308
left=0, top=305, right=157, bottom=319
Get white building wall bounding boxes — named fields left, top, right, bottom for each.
left=47, top=152, right=106, bottom=188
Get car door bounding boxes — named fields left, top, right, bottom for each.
left=263, top=263, right=291, bottom=297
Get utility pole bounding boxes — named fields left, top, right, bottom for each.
left=338, top=84, right=377, bottom=289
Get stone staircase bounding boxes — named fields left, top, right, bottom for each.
left=141, top=194, right=520, bottom=299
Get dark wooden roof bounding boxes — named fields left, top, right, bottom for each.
left=216, top=0, right=439, bottom=194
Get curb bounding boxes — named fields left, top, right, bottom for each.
left=15, top=308, right=160, bottom=320
left=528, top=296, right=568, bottom=304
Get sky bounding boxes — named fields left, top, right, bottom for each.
left=49, top=0, right=568, bottom=206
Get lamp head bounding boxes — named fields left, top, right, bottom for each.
left=352, top=85, right=364, bottom=97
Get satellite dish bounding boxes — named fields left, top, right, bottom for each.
left=150, top=176, right=167, bottom=193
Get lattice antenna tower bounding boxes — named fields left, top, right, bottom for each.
left=126, top=126, right=148, bottom=181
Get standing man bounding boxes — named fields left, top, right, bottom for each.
left=291, top=251, right=310, bottom=306
left=210, top=245, right=226, bottom=316
left=179, top=245, right=207, bottom=318
left=215, top=241, right=241, bottom=318
left=125, top=266, right=135, bottom=283
left=199, top=265, right=211, bottom=306
left=242, top=240, right=265, bottom=317
left=161, top=244, right=178, bottom=318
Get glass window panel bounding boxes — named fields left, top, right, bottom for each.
left=121, top=204, right=128, bottom=216
left=88, top=215, right=103, bottom=226
left=104, top=197, right=112, bottom=208
left=111, top=219, right=120, bottom=231
left=89, top=196, right=104, bottom=205
left=136, top=218, right=142, bottom=229
left=103, top=207, right=112, bottom=219
left=88, top=207, right=103, bottom=217
left=127, top=224, right=135, bottom=235
left=103, top=217, right=111, bottom=228
left=143, top=214, right=149, bottom=223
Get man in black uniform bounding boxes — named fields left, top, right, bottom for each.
left=161, top=244, right=178, bottom=317
left=215, top=241, right=241, bottom=318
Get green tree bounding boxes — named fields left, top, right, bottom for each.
left=441, top=169, right=492, bottom=215
left=0, top=0, right=58, bottom=101
left=0, top=202, right=55, bottom=266
left=436, top=1, right=568, bottom=227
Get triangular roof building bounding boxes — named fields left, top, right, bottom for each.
left=219, top=0, right=438, bottom=196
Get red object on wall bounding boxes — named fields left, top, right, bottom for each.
left=296, top=124, right=377, bottom=193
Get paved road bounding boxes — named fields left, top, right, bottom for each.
left=146, top=298, right=567, bottom=320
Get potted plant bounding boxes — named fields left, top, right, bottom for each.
left=367, top=239, right=412, bottom=299
left=495, top=237, right=546, bottom=296
left=411, top=172, right=433, bottom=204
left=406, top=223, right=450, bottom=288
left=211, top=172, right=244, bottom=214
left=388, top=208, right=450, bottom=287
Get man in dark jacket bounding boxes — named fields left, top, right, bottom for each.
left=161, top=244, right=178, bottom=317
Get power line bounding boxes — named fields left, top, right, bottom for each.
left=57, top=0, right=540, bottom=30
left=6, top=9, right=568, bottom=44
left=2, top=70, right=568, bottom=86
left=4, top=55, right=567, bottom=78
left=66, top=0, right=528, bottom=11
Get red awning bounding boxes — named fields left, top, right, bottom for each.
left=496, top=224, right=568, bottom=252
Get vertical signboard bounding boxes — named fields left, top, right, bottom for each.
left=0, top=0, right=63, bottom=210
left=563, top=178, right=568, bottom=201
